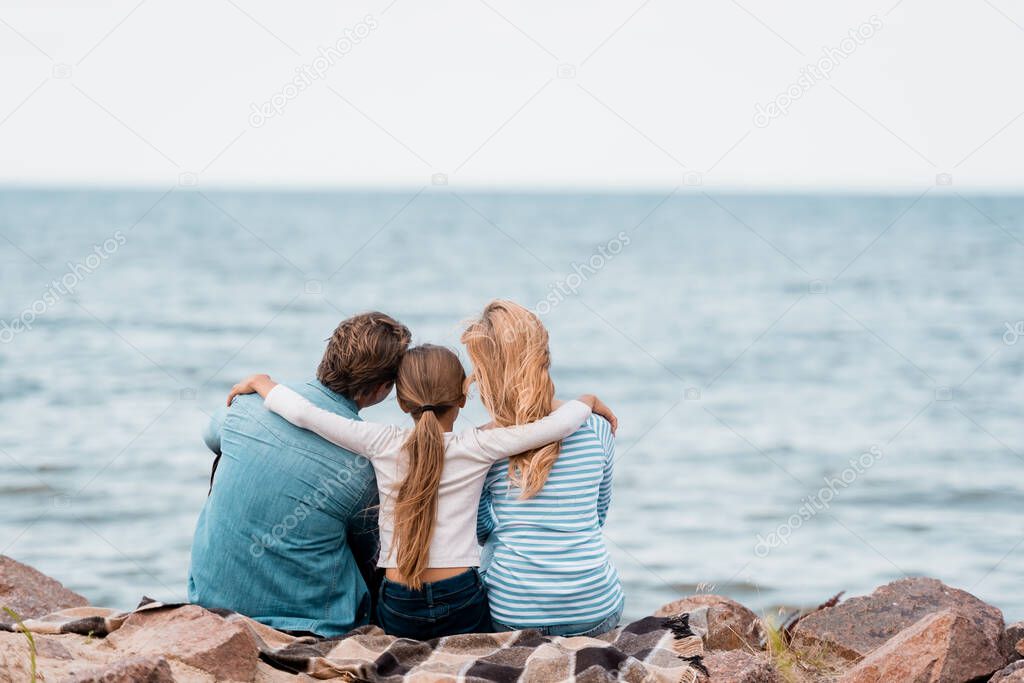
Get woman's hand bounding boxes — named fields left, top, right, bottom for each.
left=227, top=374, right=278, bottom=406
left=578, top=394, right=618, bottom=434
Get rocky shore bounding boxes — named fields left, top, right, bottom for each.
left=1, top=554, right=1021, bottom=682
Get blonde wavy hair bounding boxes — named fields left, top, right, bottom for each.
left=461, top=300, right=558, bottom=499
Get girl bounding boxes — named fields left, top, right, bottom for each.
left=226, top=344, right=616, bottom=640
left=463, top=301, right=625, bottom=637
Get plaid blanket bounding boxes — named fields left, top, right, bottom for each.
left=2, top=599, right=706, bottom=682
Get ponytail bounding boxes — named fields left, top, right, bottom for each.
left=392, top=408, right=446, bottom=589
left=391, top=344, right=466, bottom=588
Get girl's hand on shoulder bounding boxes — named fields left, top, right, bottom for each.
left=227, top=374, right=277, bottom=406
left=577, top=394, right=618, bottom=434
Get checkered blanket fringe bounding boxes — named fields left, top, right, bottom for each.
left=2, top=598, right=706, bottom=682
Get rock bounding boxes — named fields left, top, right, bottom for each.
left=36, top=636, right=73, bottom=660
left=68, top=655, right=175, bottom=683
left=697, top=650, right=780, bottom=683
left=105, top=604, right=259, bottom=681
left=790, top=577, right=1004, bottom=663
left=0, top=631, right=35, bottom=680
left=0, top=555, right=88, bottom=624
left=1005, top=621, right=1024, bottom=662
left=837, top=610, right=1006, bottom=683
left=0, top=630, right=118, bottom=682
left=257, top=661, right=319, bottom=682
left=992, top=661, right=1024, bottom=682
left=656, top=595, right=764, bottom=651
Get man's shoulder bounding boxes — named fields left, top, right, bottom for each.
left=232, top=379, right=358, bottom=419
left=290, top=380, right=361, bottom=417
left=226, top=380, right=366, bottom=460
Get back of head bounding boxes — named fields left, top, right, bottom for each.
left=392, top=345, right=467, bottom=588
left=317, top=312, right=412, bottom=404
left=461, top=300, right=558, bottom=498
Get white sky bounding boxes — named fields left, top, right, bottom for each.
left=1, top=0, right=1022, bottom=190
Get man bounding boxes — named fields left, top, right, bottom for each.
left=188, top=312, right=411, bottom=637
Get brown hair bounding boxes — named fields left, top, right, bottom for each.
left=317, top=312, right=412, bottom=401
left=391, top=345, right=467, bottom=588
left=461, top=300, right=558, bottom=499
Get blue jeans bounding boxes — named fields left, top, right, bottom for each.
left=377, top=569, right=493, bottom=640
left=494, top=603, right=624, bottom=637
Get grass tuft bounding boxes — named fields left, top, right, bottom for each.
left=760, top=612, right=845, bottom=683
left=762, top=617, right=802, bottom=683
left=3, top=606, right=38, bottom=682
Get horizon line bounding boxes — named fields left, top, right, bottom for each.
left=1, top=181, right=1022, bottom=196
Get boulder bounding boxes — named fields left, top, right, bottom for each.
left=0, top=555, right=88, bottom=624
left=105, top=604, right=259, bottom=681
left=1005, top=621, right=1024, bottom=663
left=992, top=661, right=1024, bottom=682
left=697, top=650, right=780, bottom=683
left=68, top=655, right=175, bottom=683
left=837, top=610, right=1006, bottom=683
left=656, top=595, right=763, bottom=651
left=790, top=577, right=1004, bottom=662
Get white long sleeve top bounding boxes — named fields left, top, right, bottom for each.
left=263, top=384, right=592, bottom=568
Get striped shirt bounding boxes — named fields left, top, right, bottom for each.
left=476, top=414, right=624, bottom=628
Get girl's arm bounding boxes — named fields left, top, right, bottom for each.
left=471, top=394, right=612, bottom=461
left=227, top=374, right=400, bottom=458
left=551, top=396, right=618, bottom=433
left=227, top=373, right=278, bottom=405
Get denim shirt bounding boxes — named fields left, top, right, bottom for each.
left=188, top=380, right=379, bottom=637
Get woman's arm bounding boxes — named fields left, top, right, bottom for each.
left=593, top=416, right=616, bottom=527
left=227, top=374, right=399, bottom=458
left=472, top=395, right=611, bottom=461
left=476, top=481, right=495, bottom=545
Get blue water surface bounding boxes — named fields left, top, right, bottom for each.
left=1, top=188, right=1021, bottom=621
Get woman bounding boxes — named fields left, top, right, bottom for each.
left=463, top=300, right=625, bottom=637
